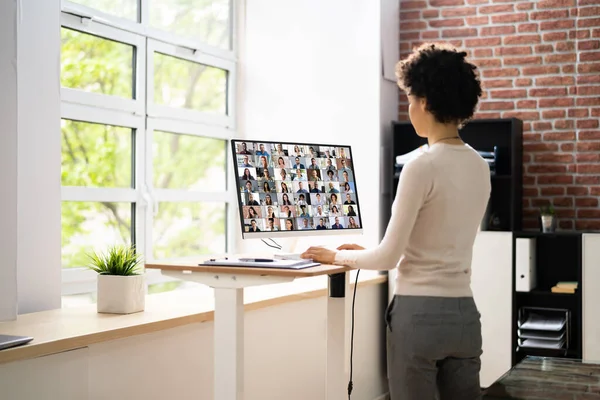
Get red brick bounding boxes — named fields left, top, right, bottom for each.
left=578, top=18, right=600, bottom=28
left=491, top=89, right=527, bottom=98
left=576, top=176, right=600, bottom=184
left=539, top=98, right=575, bottom=108
left=503, top=111, right=540, bottom=120
left=504, top=35, right=542, bottom=45
left=579, top=0, right=600, bottom=6
left=466, top=37, right=502, bottom=47
left=480, top=4, right=514, bottom=13
left=578, top=209, right=600, bottom=218
left=529, top=165, right=567, bottom=173
left=483, top=68, right=520, bottom=77
left=592, top=186, right=600, bottom=196
left=467, top=0, right=488, bottom=3
left=537, top=175, right=574, bottom=185
left=553, top=197, right=574, bottom=207
left=545, top=53, right=578, bottom=63
left=541, top=187, right=565, bottom=195
left=422, top=31, right=440, bottom=39
left=401, top=21, right=427, bottom=30
left=530, top=87, right=569, bottom=97
left=577, top=153, right=600, bottom=162
left=524, top=133, right=540, bottom=142
left=474, top=112, right=502, bottom=119
left=577, top=97, right=600, bottom=106
left=524, top=187, right=540, bottom=197
left=400, top=32, right=419, bottom=40
left=480, top=101, right=515, bottom=111
left=533, top=121, right=553, bottom=130
left=579, top=130, right=600, bottom=140
left=561, top=142, right=575, bottom=151
left=481, top=25, right=516, bottom=35
left=442, top=7, right=477, bottom=16
left=556, top=41, right=576, bottom=51
left=578, top=164, right=600, bottom=174
left=578, top=40, right=600, bottom=50
left=541, top=20, right=575, bottom=30
left=516, top=78, right=533, bottom=86
left=581, top=51, right=600, bottom=61
left=531, top=10, right=570, bottom=19
left=474, top=48, right=493, bottom=57
left=492, top=13, right=529, bottom=24
left=567, top=186, right=588, bottom=195
left=442, top=28, right=478, bottom=38
left=400, top=11, right=421, bottom=20
left=544, top=131, right=576, bottom=140
left=542, top=110, right=566, bottom=118
left=496, top=46, right=533, bottom=56
left=429, top=19, right=464, bottom=28
left=555, top=120, right=575, bottom=129
left=578, top=119, right=600, bottom=129
left=401, top=1, right=428, bottom=9
left=518, top=100, right=537, bottom=108
left=476, top=58, right=503, bottom=67
left=505, top=56, right=543, bottom=65
left=523, top=65, right=561, bottom=75
left=535, top=76, right=575, bottom=86
left=576, top=198, right=599, bottom=207
left=535, top=44, right=555, bottom=53
left=484, top=79, right=513, bottom=88
left=569, top=108, right=589, bottom=117
left=578, top=75, right=600, bottom=84
left=593, top=108, right=600, bottom=116
left=577, top=141, right=600, bottom=151
left=578, top=63, right=600, bottom=73
left=537, top=0, right=576, bottom=7
left=594, top=28, right=600, bottom=38
left=534, top=153, right=573, bottom=162
left=543, top=32, right=569, bottom=41
left=466, top=16, right=489, bottom=25
left=429, top=0, right=465, bottom=6
left=576, top=220, right=600, bottom=230
left=517, top=2, right=535, bottom=10
left=422, top=9, right=440, bottom=18
left=519, top=23, right=540, bottom=33
left=562, top=64, right=576, bottom=73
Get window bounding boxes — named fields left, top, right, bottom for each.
left=60, top=0, right=237, bottom=299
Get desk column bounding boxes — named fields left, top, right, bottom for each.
left=327, top=272, right=349, bottom=400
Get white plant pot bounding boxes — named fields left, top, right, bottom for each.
left=97, top=274, right=146, bottom=314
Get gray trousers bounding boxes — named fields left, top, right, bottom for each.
left=385, top=295, right=483, bottom=400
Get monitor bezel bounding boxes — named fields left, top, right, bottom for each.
left=230, top=139, right=364, bottom=239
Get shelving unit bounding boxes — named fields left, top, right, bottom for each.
left=385, top=118, right=523, bottom=237
left=512, top=232, right=583, bottom=365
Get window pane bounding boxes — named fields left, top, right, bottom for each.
left=61, top=120, right=133, bottom=188
left=153, top=52, right=227, bottom=114
left=68, top=0, right=138, bottom=21
left=150, top=0, right=231, bottom=49
left=153, top=202, right=226, bottom=259
left=62, top=202, right=133, bottom=268
left=61, top=27, right=134, bottom=99
left=153, top=131, right=226, bottom=190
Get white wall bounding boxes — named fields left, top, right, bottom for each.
left=0, top=283, right=388, bottom=400
left=238, top=0, right=383, bottom=252
left=16, top=0, right=62, bottom=314
left=0, top=0, right=19, bottom=322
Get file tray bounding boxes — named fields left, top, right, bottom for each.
left=517, top=307, right=570, bottom=352
left=200, top=258, right=321, bottom=270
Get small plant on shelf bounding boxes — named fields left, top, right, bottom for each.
left=539, top=204, right=556, bottom=233
left=86, top=245, right=146, bottom=314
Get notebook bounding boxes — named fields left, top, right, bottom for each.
left=0, top=334, right=34, bottom=351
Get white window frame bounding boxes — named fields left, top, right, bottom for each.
left=60, top=0, right=238, bottom=297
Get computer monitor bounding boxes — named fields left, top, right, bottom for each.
left=231, top=140, right=363, bottom=238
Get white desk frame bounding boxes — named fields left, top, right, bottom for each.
left=161, top=269, right=350, bottom=400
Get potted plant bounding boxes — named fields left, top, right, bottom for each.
left=87, top=245, right=146, bottom=314
left=540, top=204, right=556, bottom=233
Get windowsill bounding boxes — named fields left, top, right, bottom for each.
left=0, top=270, right=386, bottom=366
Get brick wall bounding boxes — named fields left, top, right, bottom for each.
left=398, top=0, right=600, bottom=230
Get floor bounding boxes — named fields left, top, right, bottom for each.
left=483, top=356, right=600, bottom=399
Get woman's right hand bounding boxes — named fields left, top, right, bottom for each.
left=337, top=243, right=365, bottom=251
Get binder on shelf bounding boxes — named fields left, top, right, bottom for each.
left=516, top=237, right=536, bottom=292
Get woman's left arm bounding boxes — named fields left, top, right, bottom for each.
left=302, top=156, right=432, bottom=270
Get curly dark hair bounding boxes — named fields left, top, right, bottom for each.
left=396, top=43, right=482, bottom=125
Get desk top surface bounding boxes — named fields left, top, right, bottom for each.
left=145, top=256, right=351, bottom=277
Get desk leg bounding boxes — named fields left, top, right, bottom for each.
left=327, top=272, right=349, bottom=400
left=214, top=287, right=244, bottom=400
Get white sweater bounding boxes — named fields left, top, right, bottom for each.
left=335, top=142, right=491, bottom=297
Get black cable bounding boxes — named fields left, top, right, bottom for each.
left=260, top=238, right=282, bottom=250
left=348, top=269, right=360, bottom=399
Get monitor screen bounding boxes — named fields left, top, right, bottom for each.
left=231, top=140, right=363, bottom=238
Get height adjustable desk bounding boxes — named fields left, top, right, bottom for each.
left=145, top=257, right=351, bottom=400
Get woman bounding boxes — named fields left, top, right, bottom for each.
left=346, top=205, right=357, bottom=217
left=347, top=216, right=358, bottom=228
left=280, top=182, right=289, bottom=193
left=266, top=205, right=276, bottom=219
left=281, top=193, right=292, bottom=205
left=302, top=43, right=490, bottom=400
left=285, top=218, right=294, bottom=231
left=330, top=205, right=340, bottom=216
left=277, top=157, right=286, bottom=168
left=259, top=156, right=269, bottom=169
left=343, top=182, right=353, bottom=193
left=264, top=194, right=273, bottom=206
left=262, top=181, right=272, bottom=193
left=241, top=168, right=254, bottom=180
left=246, top=206, right=258, bottom=219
